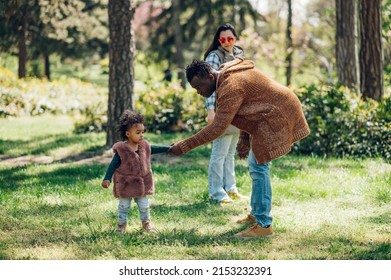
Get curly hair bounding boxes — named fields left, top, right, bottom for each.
left=117, top=110, right=144, bottom=141
left=185, top=59, right=213, bottom=83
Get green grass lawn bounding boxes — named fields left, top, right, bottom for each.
left=0, top=115, right=390, bottom=260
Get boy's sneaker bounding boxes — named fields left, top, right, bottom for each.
left=234, top=223, right=273, bottom=239
left=115, top=221, right=127, bottom=233
left=142, top=220, right=155, bottom=233
left=236, top=214, right=256, bottom=224
left=228, top=192, right=249, bottom=200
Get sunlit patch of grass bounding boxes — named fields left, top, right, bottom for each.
left=0, top=114, right=105, bottom=158
left=13, top=244, right=78, bottom=260
left=0, top=115, right=74, bottom=140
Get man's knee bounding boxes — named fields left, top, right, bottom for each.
left=249, top=162, right=270, bottom=178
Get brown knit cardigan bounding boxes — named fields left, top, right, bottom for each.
left=177, top=59, right=310, bottom=164
left=112, top=141, right=154, bottom=198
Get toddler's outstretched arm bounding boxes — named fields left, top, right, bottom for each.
left=151, top=145, right=170, bottom=154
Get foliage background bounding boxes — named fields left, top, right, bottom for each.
left=1, top=66, right=389, bottom=160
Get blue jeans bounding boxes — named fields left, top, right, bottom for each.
left=248, top=150, right=273, bottom=227
left=118, top=196, right=150, bottom=223
left=208, top=133, right=239, bottom=202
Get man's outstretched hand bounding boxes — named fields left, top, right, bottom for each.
left=168, top=143, right=183, bottom=156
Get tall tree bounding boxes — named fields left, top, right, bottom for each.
left=37, top=0, right=109, bottom=79
left=172, top=0, right=186, bottom=88
left=336, top=0, right=359, bottom=90
left=359, top=0, right=383, bottom=101
left=17, top=6, right=28, bottom=78
left=0, top=0, right=108, bottom=79
left=285, top=0, right=293, bottom=86
left=106, top=0, right=135, bottom=146
left=0, top=0, right=39, bottom=78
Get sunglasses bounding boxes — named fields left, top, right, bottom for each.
left=218, top=37, right=235, bottom=44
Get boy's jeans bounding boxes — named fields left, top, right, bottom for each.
left=118, top=196, right=150, bottom=223
left=248, top=150, right=273, bottom=227
left=208, top=133, right=239, bottom=202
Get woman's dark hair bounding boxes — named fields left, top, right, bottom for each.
left=203, top=23, right=238, bottom=60
left=117, top=110, right=144, bottom=141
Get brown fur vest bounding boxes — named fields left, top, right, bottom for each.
left=112, top=141, right=154, bottom=198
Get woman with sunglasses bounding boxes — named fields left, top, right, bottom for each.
left=203, top=23, right=247, bottom=204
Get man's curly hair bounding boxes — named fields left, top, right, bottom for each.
left=117, top=110, right=144, bottom=141
left=185, top=59, right=213, bottom=83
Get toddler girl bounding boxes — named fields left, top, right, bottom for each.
left=101, top=110, right=169, bottom=233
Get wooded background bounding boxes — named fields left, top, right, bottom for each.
left=0, top=0, right=389, bottom=146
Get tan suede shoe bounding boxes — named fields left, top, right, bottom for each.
left=234, top=223, right=273, bottom=239
left=227, top=192, right=249, bottom=200
left=220, top=198, right=233, bottom=204
left=236, top=214, right=256, bottom=224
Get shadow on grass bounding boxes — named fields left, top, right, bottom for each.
left=150, top=201, right=243, bottom=223
left=351, top=242, right=391, bottom=260
left=1, top=134, right=95, bottom=154
left=0, top=163, right=105, bottom=192
left=22, top=203, right=89, bottom=218
left=122, top=227, right=246, bottom=247
left=364, top=210, right=391, bottom=226
left=53, top=146, right=109, bottom=164
left=0, top=241, right=9, bottom=260
left=73, top=222, right=269, bottom=250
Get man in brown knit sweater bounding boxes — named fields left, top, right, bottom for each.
left=168, top=59, right=310, bottom=238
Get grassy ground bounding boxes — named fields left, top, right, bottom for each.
left=0, top=115, right=390, bottom=260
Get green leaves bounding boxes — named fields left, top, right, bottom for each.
left=295, top=84, right=391, bottom=160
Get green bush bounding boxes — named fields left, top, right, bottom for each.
left=73, top=103, right=107, bottom=134
left=294, top=84, right=390, bottom=160
left=136, top=81, right=206, bottom=133
left=0, top=67, right=107, bottom=118
left=74, top=81, right=207, bottom=134
left=74, top=82, right=206, bottom=133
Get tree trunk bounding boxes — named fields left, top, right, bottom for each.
left=285, top=0, right=293, bottom=86
left=107, top=0, right=135, bottom=146
left=18, top=7, right=27, bottom=78
left=336, top=0, right=359, bottom=90
left=44, top=53, right=50, bottom=80
left=172, top=0, right=186, bottom=89
left=359, top=0, right=383, bottom=101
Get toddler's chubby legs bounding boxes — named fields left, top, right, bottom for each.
left=135, top=197, right=155, bottom=232
left=135, top=197, right=150, bottom=221
left=116, top=198, right=131, bottom=233
left=118, top=198, right=131, bottom=223
left=116, top=197, right=154, bottom=233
